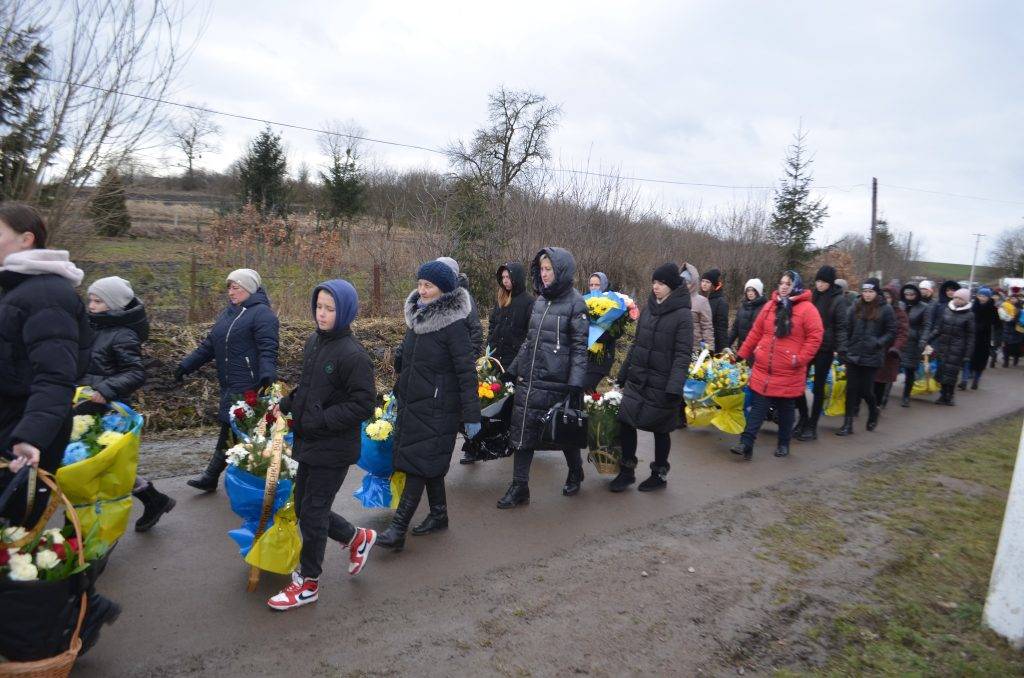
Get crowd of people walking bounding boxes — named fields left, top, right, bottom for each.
left=2, top=201, right=1023, bottom=615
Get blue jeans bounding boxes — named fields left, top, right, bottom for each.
left=741, top=391, right=795, bottom=448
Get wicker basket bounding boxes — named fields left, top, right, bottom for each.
left=587, top=448, right=621, bottom=476
left=0, top=466, right=88, bottom=678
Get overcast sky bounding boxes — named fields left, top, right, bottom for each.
left=161, top=0, right=1023, bottom=266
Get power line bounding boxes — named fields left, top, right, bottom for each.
left=882, top=182, right=1024, bottom=207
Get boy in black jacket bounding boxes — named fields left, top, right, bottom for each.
left=268, top=279, right=377, bottom=611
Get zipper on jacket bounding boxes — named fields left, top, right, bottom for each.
left=517, top=301, right=552, bottom=448
left=245, top=356, right=255, bottom=383
left=555, top=317, right=560, bottom=353
left=225, top=306, right=248, bottom=347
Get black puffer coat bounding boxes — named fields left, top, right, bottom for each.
left=617, top=286, right=693, bottom=433
left=971, top=298, right=999, bottom=369
left=927, top=302, right=976, bottom=385
left=899, top=284, right=930, bottom=370
left=81, top=298, right=149, bottom=403
left=282, top=334, right=375, bottom=468
left=706, top=288, right=729, bottom=353
left=179, top=288, right=280, bottom=423
left=845, top=299, right=896, bottom=368
left=392, top=287, right=480, bottom=477
left=507, top=248, right=589, bottom=451
left=0, top=264, right=91, bottom=466
left=486, top=263, right=534, bottom=372
left=457, top=273, right=484, bottom=357
left=812, top=285, right=850, bottom=356
left=728, top=295, right=767, bottom=349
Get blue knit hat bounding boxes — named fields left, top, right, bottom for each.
left=416, top=260, right=458, bottom=293
left=978, top=286, right=993, bottom=297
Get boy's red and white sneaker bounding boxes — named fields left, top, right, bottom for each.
left=267, top=571, right=318, bottom=611
left=347, top=527, right=376, bottom=576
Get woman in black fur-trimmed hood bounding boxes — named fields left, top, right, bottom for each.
left=376, top=260, right=481, bottom=552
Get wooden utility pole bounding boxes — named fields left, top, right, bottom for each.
left=868, top=177, right=878, bottom=275
left=968, top=233, right=984, bottom=287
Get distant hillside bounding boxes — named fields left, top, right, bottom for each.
left=910, top=261, right=1004, bottom=282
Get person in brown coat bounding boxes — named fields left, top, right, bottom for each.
left=680, top=262, right=714, bottom=350
left=872, top=285, right=909, bottom=408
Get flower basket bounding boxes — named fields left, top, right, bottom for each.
left=585, top=389, right=622, bottom=475
left=587, top=448, right=621, bottom=476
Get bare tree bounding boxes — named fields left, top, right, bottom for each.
left=989, top=223, right=1024, bottom=276
left=170, top=105, right=221, bottom=190
left=0, top=0, right=201, bottom=234
left=446, top=87, right=561, bottom=209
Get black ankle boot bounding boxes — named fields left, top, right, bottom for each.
left=133, top=484, right=176, bottom=532
left=792, top=415, right=808, bottom=440
left=796, top=420, right=818, bottom=441
left=958, top=380, right=967, bottom=391
left=836, top=416, right=854, bottom=436
left=901, top=396, right=910, bottom=407
left=497, top=482, right=530, bottom=509
left=638, top=464, right=669, bottom=492
left=186, top=449, right=226, bottom=492
left=729, top=441, right=753, bottom=460
left=411, top=479, right=448, bottom=536
left=774, top=444, right=790, bottom=458
left=971, top=375, right=979, bottom=390
left=562, top=467, right=584, bottom=496
left=377, top=494, right=420, bottom=551
left=866, top=407, right=879, bottom=431
left=609, top=467, right=636, bottom=492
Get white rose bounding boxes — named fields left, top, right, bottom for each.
left=9, top=558, right=39, bottom=581
left=35, top=548, right=61, bottom=570
left=43, top=528, right=65, bottom=544
left=3, top=526, right=27, bottom=542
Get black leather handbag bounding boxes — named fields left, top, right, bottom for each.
left=539, top=395, right=588, bottom=449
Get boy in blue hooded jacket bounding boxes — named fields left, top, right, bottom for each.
left=268, top=279, right=377, bottom=611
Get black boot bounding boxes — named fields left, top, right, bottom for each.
left=958, top=379, right=967, bottom=391
left=562, top=466, right=584, bottom=496
left=186, top=448, right=226, bottom=492
left=133, top=484, right=176, bottom=532
left=411, top=479, right=448, bottom=536
left=792, top=414, right=808, bottom=440
left=836, top=416, right=854, bottom=436
left=901, top=396, right=910, bottom=407
left=497, top=482, right=530, bottom=509
left=774, top=445, right=790, bottom=458
left=796, top=418, right=818, bottom=441
left=944, top=385, right=956, bottom=406
left=866, top=406, right=879, bottom=431
left=77, top=593, right=122, bottom=657
left=609, top=467, right=636, bottom=493
left=377, top=493, right=421, bottom=551
left=729, top=441, right=753, bottom=460
left=971, top=375, right=979, bottom=390
left=638, top=464, right=668, bottom=492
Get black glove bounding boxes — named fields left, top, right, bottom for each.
left=173, top=366, right=185, bottom=383
left=258, top=377, right=274, bottom=393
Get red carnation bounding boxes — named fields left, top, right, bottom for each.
left=490, top=382, right=502, bottom=393
left=592, top=392, right=602, bottom=401
left=265, top=412, right=275, bottom=424
left=52, top=543, right=66, bottom=560
left=66, top=537, right=80, bottom=553
left=0, top=548, right=9, bottom=566
left=244, top=390, right=259, bottom=406
left=233, top=407, right=247, bottom=421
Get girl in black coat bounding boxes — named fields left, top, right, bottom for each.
left=927, top=288, right=976, bottom=405
left=898, top=283, right=930, bottom=406
left=498, top=247, right=589, bottom=509
left=611, top=263, right=693, bottom=493
left=83, top=276, right=175, bottom=532
left=964, top=287, right=998, bottom=390
left=727, top=278, right=766, bottom=350
left=583, top=271, right=617, bottom=392
left=178, top=268, right=280, bottom=492
left=460, top=262, right=534, bottom=464
left=377, top=261, right=480, bottom=551
left=837, top=278, right=896, bottom=436
left=268, top=279, right=377, bottom=611
left=701, top=268, right=730, bottom=353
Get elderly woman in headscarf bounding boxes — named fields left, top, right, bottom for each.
left=583, top=272, right=616, bottom=392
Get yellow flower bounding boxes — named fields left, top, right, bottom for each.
left=96, top=431, right=124, bottom=448
left=366, top=420, right=393, bottom=442
left=586, top=296, right=618, bottom=318
left=374, top=407, right=384, bottom=419
left=589, top=342, right=604, bottom=355
left=478, top=383, right=496, bottom=399
left=71, top=415, right=94, bottom=441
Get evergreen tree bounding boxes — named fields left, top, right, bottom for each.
left=0, top=26, right=53, bottom=201
left=238, top=126, right=288, bottom=217
left=89, top=167, right=131, bottom=237
left=319, top=148, right=364, bottom=230
left=770, top=126, right=828, bottom=270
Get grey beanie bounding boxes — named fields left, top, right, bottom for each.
left=227, top=268, right=262, bottom=294
left=436, top=256, right=460, bottom=276
left=88, top=276, right=134, bottom=311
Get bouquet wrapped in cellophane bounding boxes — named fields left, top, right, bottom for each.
left=353, top=393, right=406, bottom=508
left=683, top=349, right=750, bottom=433
left=583, top=291, right=639, bottom=361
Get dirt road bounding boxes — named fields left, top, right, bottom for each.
left=74, top=369, right=1023, bottom=677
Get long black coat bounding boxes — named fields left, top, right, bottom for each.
left=81, top=299, right=148, bottom=403
left=899, top=285, right=931, bottom=370
left=179, top=288, right=280, bottom=422
left=0, top=269, right=91, bottom=466
left=507, top=247, right=589, bottom=451
left=617, top=287, right=693, bottom=434
left=927, top=302, right=976, bottom=385
left=392, top=287, right=480, bottom=477
left=728, top=295, right=766, bottom=349
left=281, top=328, right=376, bottom=468
left=486, top=263, right=534, bottom=372
left=845, top=300, right=896, bottom=368
left=457, top=273, right=484, bottom=357
left=971, top=298, right=999, bottom=370
left=812, top=285, right=850, bottom=356
left=706, top=289, right=729, bottom=353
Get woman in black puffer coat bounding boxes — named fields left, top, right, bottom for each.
left=377, top=261, right=480, bottom=551
left=81, top=276, right=175, bottom=532
left=964, top=287, right=998, bottom=390
left=837, top=278, right=895, bottom=436
left=178, top=268, right=279, bottom=492
left=926, top=288, right=975, bottom=405
left=461, top=262, right=534, bottom=464
left=498, top=247, right=589, bottom=509
left=611, top=263, right=692, bottom=493
left=898, top=283, right=930, bottom=406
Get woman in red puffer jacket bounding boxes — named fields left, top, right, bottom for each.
left=731, top=270, right=823, bottom=460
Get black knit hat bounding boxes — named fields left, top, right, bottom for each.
left=815, top=265, right=837, bottom=285
left=702, top=268, right=721, bottom=286
left=861, top=277, right=881, bottom=293
left=652, top=262, right=682, bottom=290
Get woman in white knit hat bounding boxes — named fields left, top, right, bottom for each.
left=176, top=268, right=280, bottom=492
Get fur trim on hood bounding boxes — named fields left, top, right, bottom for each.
left=0, top=249, right=84, bottom=286
left=404, top=286, right=471, bottom=334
